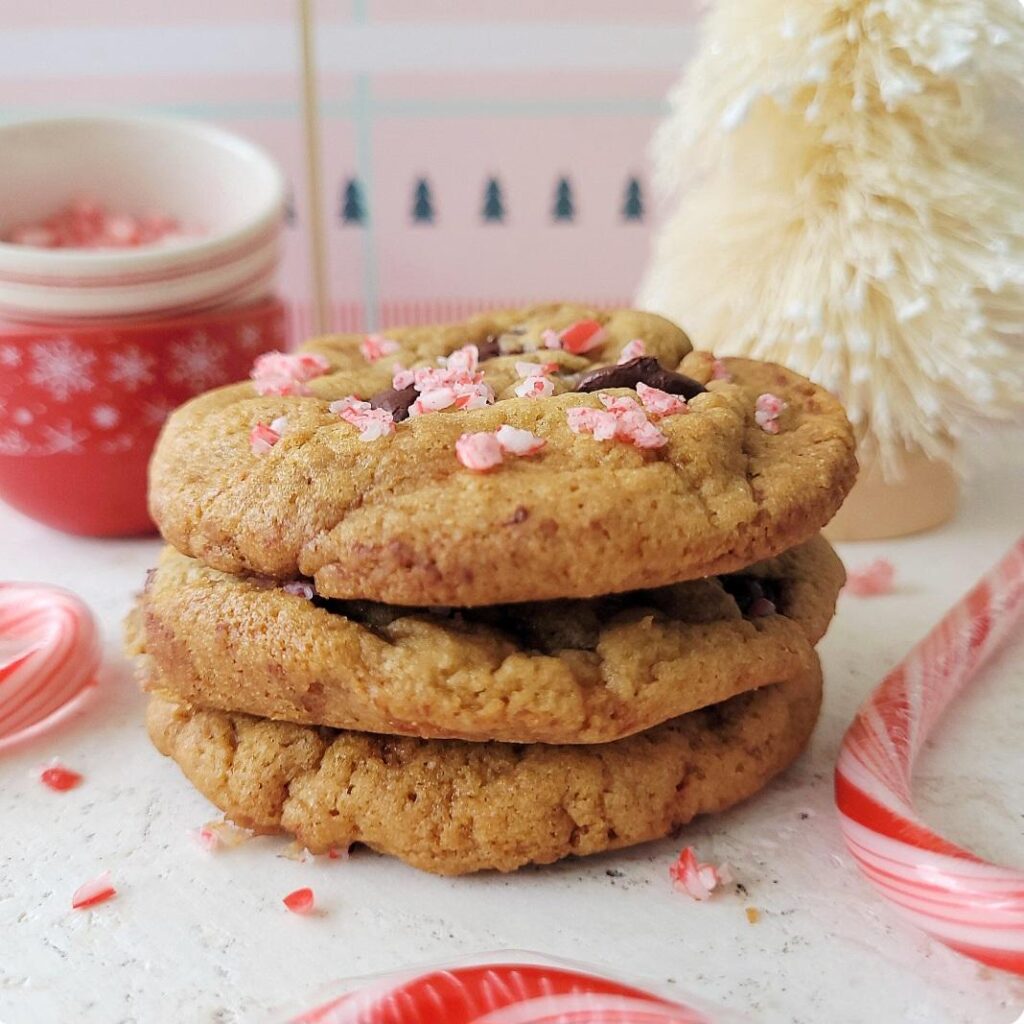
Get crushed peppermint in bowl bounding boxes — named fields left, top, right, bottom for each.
left=0, top=115, right=285, bottom=320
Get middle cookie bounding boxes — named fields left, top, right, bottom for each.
left=130, top=535, right=843, bottom=745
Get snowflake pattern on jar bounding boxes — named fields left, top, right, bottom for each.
left=0, top=308, right=285, bottom=457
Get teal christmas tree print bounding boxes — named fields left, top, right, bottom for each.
left=622, top=177, right=644, bottom=221
left=553, top=177, right=575, bottom=222
left=482, top=177, right=505, bottom=223
left=412, top=178, right=435, bottom=223
left=341, top=179, right=365, bottom=225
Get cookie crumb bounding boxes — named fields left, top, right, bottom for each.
left=746, top=907, right=761, bottom=924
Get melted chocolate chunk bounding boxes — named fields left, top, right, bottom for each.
left=720, top=575, right=782, bottom=618
left=477, top=327, right=528, bottom=361
left=368, top=384, right=418, bottom=422
left=576, top=357, right=707, bottom=400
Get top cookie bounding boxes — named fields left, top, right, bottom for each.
left=150, top=304, right=857, bottom=606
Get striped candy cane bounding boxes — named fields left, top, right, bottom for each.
left=291, top=963, right=713, bottom=1024
left=0, top=583, right=100, bottom=752
left=835, top=536, right=1024, bottom=974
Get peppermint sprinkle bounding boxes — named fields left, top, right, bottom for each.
left=515, top=376, right=555, bottom=399
left=755, top=393, right=786, bottom=434
left=40, top=761, right=83, bottom=792
left=543, top=319, right=607, bottom=355
left=251, top=351, right=330, bottom=397
left=72, top=871, right=117, bottom=910
left=330, top=396, right=396, bottom=441
left=846, top=559, right=896, bottom=597
left=636, top=382, right=688, bottom=418
left=249, top=421, right=282, bottom=454
left=618, top=339, right=646, bottom=363
left=567, top=394, right=668, bottom=450
left=283, top=887, right=316, bottom=915
left=515, top=361, right=557, bottom=378
left=456, top=425, right=546, bottom=471
left=669, top=847, right=731, bottom=901
left=282, top=580, right=315, bottom=599
left=711, top=359, right=732, bottom=381
left=360, top=334, right=400, bottom=363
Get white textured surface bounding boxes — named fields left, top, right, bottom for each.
left=1, top=444, right=1023, bottom=1024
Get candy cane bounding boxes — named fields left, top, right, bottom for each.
left=0, top=583, right=100, bottom=752
left=835, top=536, right=1024, bottom=974
left=291, top=963, right=713, bottom=1024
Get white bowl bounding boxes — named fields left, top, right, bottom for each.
left=0, top=116, right=285, bottom=320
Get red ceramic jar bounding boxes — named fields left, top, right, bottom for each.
left=0, top=299, right=286, bottom=536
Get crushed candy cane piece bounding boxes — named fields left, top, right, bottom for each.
left=331, top=396, right=396, bottom=441
left=445, top=345, right=479, bottom=374
left=748, top=596, right=776, bottom=617
left=283, top=887, right=315, bottom=914
left=391, top=366, right=415, bottom=390
left=455, top=432, right=504, bottom=472
left=711, top=359, right=732, bottom=381
left=846, top=558, right=896, bottom=597
left=410, top=388, right=457, bottom=416
left=515, top=360, right=558, bottom=378
left=327, top=846, right=350, bottom=861
left=40, top=762, right=83, bottom=792
left=669, top=847, right=731, bottom=901
left=754, top=393, right=786, bottom=434
left=72, top=871, right=117, bottom=910
left=251, top=351, right=330, bottom=396
left=541, top=328, right=562, bottom=350
left=360, top=334, right=399, bottom=363
left=4, top=198, right=192, bottom=250
left=495, top=425, right=546, bottom=456
left=636, top=382, right=688, bottom=418
left=269, top=415, right=289, bottom=437
left=194, top=819, right=250, bottom=850
left=568, top=394, right=669, bottom=449
left=249, top=422, right=282, bottom=454
left=618, top=339, right=646, bottom=363
left=282, top=580, right=315, bottom=599
left=515, top=375, right=555, bottom=399
left=559, top=319, right=607, bottom=354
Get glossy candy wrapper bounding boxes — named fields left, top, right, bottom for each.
left=278, top=953, right=748, bottom=1024
left=835, top=536, right=1024, bottom=974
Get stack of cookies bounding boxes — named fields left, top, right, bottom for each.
left=127, top=304, right=856, bottom=875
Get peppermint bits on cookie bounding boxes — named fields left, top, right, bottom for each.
left=755, top=393, right=786, bottom=434
left=251, top=351, right=330, bottom=396
left=456, top=426, right=546, bottom=471
left=330, top=397, right=396, bottom=442
left=542, top=319, right=607, bottom=354
left=360, top=334, right=399, bottom=363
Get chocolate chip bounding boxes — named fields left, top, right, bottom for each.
left=476, top=336, right=503, bottom=361
left=721, top=575, right=781, bottom=618
left=368, top=384, right=418, bottom=422
left=575, top=357, right=707, bottom=400
left=505, top=505, right=529, bottom=525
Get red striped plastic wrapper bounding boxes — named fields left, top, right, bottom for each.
left=835, top=535, right=1024, bottom=974
left=288, top=959, right=734, bottom=1024
left=0, top=582, right=100, bottom=751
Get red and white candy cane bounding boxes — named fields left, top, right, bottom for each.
left=835, top=536, right=1024, bottom=974
left=0, top=583, right=100, bottom=752
left=291, top=963, right=713, bottom=1024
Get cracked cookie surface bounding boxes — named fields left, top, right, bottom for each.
left=149, top=304, right=857, bottom=606
left=128, top=536, right=842, bottom=744
left=146, top=657, right=822, bottom=875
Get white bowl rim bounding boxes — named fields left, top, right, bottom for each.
left=0, top=114, right=286, bottom=276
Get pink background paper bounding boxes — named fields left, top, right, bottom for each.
left=0, top=2, right=702, bottom=340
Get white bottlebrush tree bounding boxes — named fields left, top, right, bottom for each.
left=639, top=0, right=1024, bottom=476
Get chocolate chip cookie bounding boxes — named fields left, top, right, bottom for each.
left=146, top=657, right=822, bottom=875
left=149, top=304, right=857, bottom=606
left=128, top=536, right=842, bottom=744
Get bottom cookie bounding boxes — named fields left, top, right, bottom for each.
left=147, top=658, right=822, bottom=875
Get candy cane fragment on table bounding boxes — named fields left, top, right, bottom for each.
left=290, top=963, right=714, bottom=1024
left=0, top=583, right=101, bottom=752
left=835, top=536, right=1024, bottom=975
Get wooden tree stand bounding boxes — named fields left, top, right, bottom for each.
left=825, top=447, right=958, bottom=541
